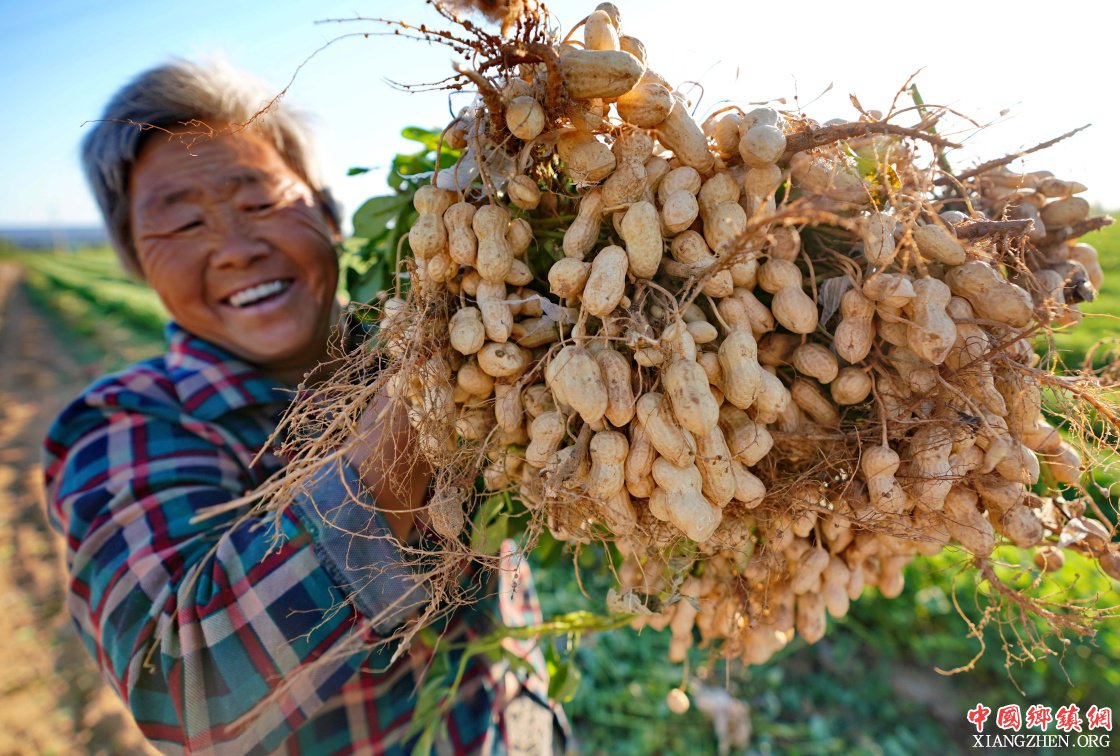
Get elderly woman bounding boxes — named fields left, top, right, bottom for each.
left=43, top=61, right=563, bottom=754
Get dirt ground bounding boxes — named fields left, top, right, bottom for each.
left=0, top=262, right=154, bottom=755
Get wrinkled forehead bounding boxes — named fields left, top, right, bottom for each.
left=139, top=172, right=270, bottom=213
left=131, top=130, right=302, bottom=211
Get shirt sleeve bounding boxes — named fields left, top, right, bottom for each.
left=288, top=456, right=429, bottom=633
left=42, top=396, right=425, bottom=753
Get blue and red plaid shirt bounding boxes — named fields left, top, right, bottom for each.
left=42, top=322, right=561, bottom=754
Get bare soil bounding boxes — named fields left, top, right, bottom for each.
left=0, top=262, right=154, bottom=755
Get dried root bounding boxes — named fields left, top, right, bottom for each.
left=272, top=0, right=1119, bottom=675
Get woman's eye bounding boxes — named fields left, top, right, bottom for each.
left=173, top=219, right=203, bottom=233
left=247, top=202, right=276, bottom=213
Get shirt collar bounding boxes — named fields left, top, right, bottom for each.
left=163, top=322, right=292, bottom=421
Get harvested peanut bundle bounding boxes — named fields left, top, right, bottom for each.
left=277, top=0, right=1120, bottom=671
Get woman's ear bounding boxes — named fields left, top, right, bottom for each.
left=328, top=210, right=343, bottom=243
left=321, top=207, right=342, bottom=244
left=316, top=189, right=344, bottom=243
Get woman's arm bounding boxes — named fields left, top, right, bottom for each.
left=343, top=391, right=431, bottom=541
left=43, top=391, right=424, bottom=752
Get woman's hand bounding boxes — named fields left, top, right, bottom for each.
left=344, top=392, right=430, bottom=541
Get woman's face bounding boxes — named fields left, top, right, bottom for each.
left=129, top=129, right=339, bottom=382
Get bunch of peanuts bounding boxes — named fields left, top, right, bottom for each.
left=377, top=1, right=1118, bottom=662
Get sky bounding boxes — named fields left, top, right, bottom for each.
left=2, top=0, right=1119, bottom=233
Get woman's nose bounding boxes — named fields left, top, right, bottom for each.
left=210, top=215, right=269, bottom=268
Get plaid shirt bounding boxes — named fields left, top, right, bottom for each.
left=43, top=323, right=561, bottom=754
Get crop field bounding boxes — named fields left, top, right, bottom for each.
left=5, top=246, right=166, bottom=369
left=16, top=248, right=164, bottom=329
left=1047, top=221, right=1120, bottom=368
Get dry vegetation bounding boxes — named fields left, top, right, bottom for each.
left=213, top=0, right=1120, bottom=704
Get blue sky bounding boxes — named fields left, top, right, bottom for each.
left=3, top=0, right=1118, bottom=231
left=0, top=0, right=465, bottom=228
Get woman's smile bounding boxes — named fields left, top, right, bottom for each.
left=129, top=128, right=340, bottom=384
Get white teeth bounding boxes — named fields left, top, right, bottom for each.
left=228, top=279, right=290, bottom=308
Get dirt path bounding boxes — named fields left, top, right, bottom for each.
left=0, top=262, right=152, bottom=755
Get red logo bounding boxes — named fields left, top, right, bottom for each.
left=996, top=705, right=1022, bottom=732
left=967, top=703, right=992, bottom=733
left=1055, top=704, right=1083, bottom=733
left=1086, top=705, right=1113, bottom=732
left=969, top=701, right=1112, bottom=736
left=1025, top=704, right=1053, bottom=730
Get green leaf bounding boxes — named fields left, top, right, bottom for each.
left=542, top=637, right=584, bottom=704
left=534, top=530, right=564, bottom=567
left=547, top=655, right=570, bottom=700
left=544, top=635, right=585, bottom=702
left=352, top=195, right=406, bottom=240
left=471, top=493, right=510, bottom=556
left=554, top=663, right=581, bottom=703
left=350, top=267, right=389, bottom=303
left=578, top=547, right=599, bottom=569
left=344, top=265, right=363, bottom=292
left=406, top=651, right=453, bottom=753
left=409, top=725, right=437, bottom=756
left=543, top=637, right=561, bottom=672
left=390, top=152, right=434, bottom=186
left=401, top=126, right=444, bottom=152
left=501, top=647, right=537, bottom=677
left=347, top=166, right=371, bottom=176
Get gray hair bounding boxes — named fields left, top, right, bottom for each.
left=82, top=59, right=341, bottom=277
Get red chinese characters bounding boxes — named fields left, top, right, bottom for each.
left=1086, top=705, right=1113, bottom=732
left=971, top=702, right=1110, bottom=735
left=1025, top=704, right=1054, bottom=730
left=967, top=703, right=993, bottom=733
left=996, top=705, right=1022, bottom=732
left=1056, top=704, right=1083, bottom=733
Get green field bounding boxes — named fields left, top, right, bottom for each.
left=11, top=247, right=165, bottom=330
left=2, top=246, right=167, bottom=369
left=1049, top=222, right=1120, bottom=368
